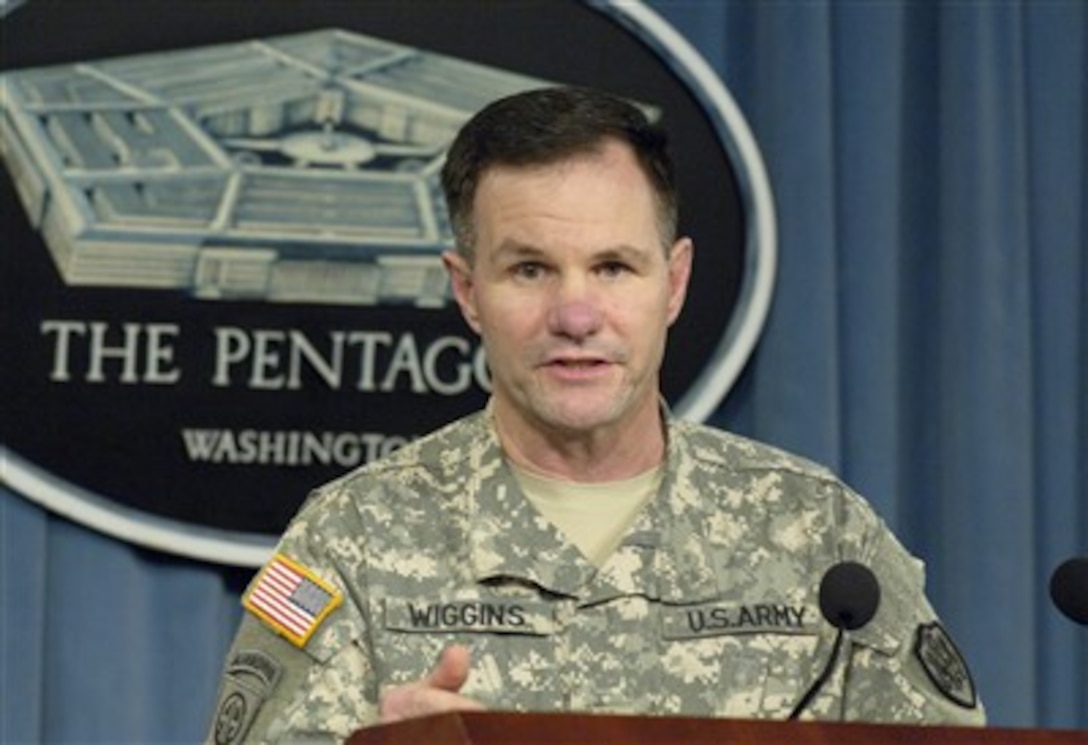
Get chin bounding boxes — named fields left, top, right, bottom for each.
left=539, top=402, right=625, bottom=434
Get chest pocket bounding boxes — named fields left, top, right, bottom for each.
left=374, top=597, right=559, bottom=710
left=658, top=601, right=826, bottom=718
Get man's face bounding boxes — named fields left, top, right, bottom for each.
left=444, top=140, right=692, bottom=443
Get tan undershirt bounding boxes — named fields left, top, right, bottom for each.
left=511, top=463, right=663, bottom=568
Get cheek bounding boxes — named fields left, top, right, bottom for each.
left=608, top=293, right=669, bottom=335
left=476, top=295, right=541, bottom=345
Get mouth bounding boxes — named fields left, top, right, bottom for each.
left=551, top=358, right=606, bottom=367
left=540, top=354, right=614, bottom=381
left=543, top=352, right=610, bottom=367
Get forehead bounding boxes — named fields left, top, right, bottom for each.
left=471, top=142, right=659, bottom=233
left=477, top=138, right=644, bottom=182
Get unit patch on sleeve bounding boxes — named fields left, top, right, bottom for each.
left=243, top=554, right=343, bottom=648
left=210, top=648, right=283, bottom=745
left=913, top=622, right=978, bottom=709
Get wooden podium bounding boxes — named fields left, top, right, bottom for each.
left=348, top=711, right=1086, bottom=745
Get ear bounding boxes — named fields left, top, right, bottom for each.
left=442, top=250, right=482, bottom=334
left=665, top=237, right=694, bottom=325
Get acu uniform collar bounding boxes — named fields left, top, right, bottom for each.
left=464, top=414, right=722, bottom=605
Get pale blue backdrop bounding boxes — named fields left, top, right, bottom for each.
left=2, top=1, right=1086, bottom=741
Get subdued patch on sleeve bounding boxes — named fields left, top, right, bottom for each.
left=914, top=622, right=978, bottom=709
left=209, top=648, right=283, bottom=745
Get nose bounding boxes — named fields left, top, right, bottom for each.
left=547, top=279, right=602, bottom=341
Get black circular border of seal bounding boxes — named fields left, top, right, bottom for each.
left=0, top=0, right=776, bottom=565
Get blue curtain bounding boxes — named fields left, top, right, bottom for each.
left=2, top=1, right=1085, bottom=740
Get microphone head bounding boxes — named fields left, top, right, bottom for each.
left=1050, top=557, right=1088, bottom=625
left=819, top=561, right=881, bottom=631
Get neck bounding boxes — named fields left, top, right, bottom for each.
left=491, top=399, right=667, bottom=483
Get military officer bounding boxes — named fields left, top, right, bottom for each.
left=208, top=86, right=984, bottom=743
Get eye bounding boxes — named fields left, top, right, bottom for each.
left=597, top=260, right=632, bottom=279
left=512, top=261, right=548, bottom=281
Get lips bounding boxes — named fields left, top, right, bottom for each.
left=538, top=344, right=624, bottom=369
left=542, top=352, right=610, bottom=369
left=539, top=354, right=615, bottom=384
left=551, top=358, right=606, bottom=367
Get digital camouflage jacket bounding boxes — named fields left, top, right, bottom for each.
left=207, top=411, right=984, bottom=744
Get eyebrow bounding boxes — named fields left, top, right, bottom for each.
left=489, top=240, right=655, bottom=266
left=490, top=240, right=545, bottom=263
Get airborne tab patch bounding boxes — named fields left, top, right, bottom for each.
left=244, top=554, right=343, bottom=648
left=210, top=649, right=283, bottom=745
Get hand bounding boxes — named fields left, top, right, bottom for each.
left=378, top=644, right=486, bottom=724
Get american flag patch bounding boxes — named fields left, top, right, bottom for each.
left=244, top=554, right=343, bottom=648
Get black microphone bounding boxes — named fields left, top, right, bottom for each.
left=787, top=561, right=881, bottom=720
left=1049, top=557, right=1088, bottom=625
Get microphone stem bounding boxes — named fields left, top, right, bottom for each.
left=787, top=626, right=845, bottom=720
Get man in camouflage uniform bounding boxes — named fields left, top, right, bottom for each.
left=208, top=87, right=985, bottom=743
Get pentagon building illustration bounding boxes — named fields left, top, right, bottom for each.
left=0, top=29, right=556, bottom=306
